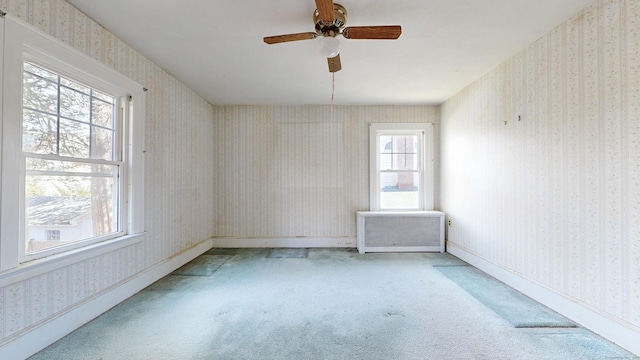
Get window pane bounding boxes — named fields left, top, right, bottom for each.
left=91, top=127, right=114, bottom=160
left=380, top=136, right=393, bottom=153
left=61, top=77, right=90, bottom=94
left=23, top=72, right=58, bottom=114
left=395, top=154, right=417, bottom=170
left=379, top=135, right=419, bottom=170
left=59, top=119, right=90, bottom=158
left=392, top=136, right=407, bottom=153
left=380, top=154, right=393, bottom=170
left=23, top=109, right=58, bottom=154
left=26, top=174, right=118, bottom=253
left=60, top=87, right=90, bottom=122
left=379, top=172, right=420, bottom=209
left=24, top=63, right=57, bottom=82
left=93, top=90, right=114, bottom=103
left=92, top=97, right=114, bottom=128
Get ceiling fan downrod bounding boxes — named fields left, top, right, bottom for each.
left=314, top=3, right=348, bottom=37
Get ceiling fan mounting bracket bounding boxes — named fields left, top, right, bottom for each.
left=314, top=3, right=347, bottom=37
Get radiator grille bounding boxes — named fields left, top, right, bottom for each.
left=357, top=211, right=445, bottom=253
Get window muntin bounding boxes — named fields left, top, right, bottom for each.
left=22, top=62, right=122, bottom=254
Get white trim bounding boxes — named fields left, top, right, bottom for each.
left=360, top=246, right=442, bottom=253
left=16, top=18, right=142, bottom=96
left=0, top=238, right=213, bottom=360
left=127, top=91, right=146, bottom=233
left=446, top=242, right=640, bottom=357
left=0, top=15, right=5, bottom=267
left=0, top=233, right=146, bottom=287
left=0, top=15, right=22, bottom=270
left=211, top=237, right=356, bottom=248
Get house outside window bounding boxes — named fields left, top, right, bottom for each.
left=46, top=230, right=60, bottom=241
left=369, top=123, right=434, bottom=211
left=23, top=62, right=121, bottom=254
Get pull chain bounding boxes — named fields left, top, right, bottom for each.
left=330, top=72, right=335, bottom=121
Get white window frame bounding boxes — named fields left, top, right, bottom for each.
left=369, top=123, right=434, bottom=211
left=0, top=15, right=146, bottom=270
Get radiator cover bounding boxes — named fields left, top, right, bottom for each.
left=357, top=211, right=445, bottom=253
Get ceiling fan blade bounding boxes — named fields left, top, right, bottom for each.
left=315, top=0, right=335, bottom=23
left=342, top=25, right=402, bottom=40
left=264, top=32, right=318, bottom=44
left=327, top=54, right=341, bottom=72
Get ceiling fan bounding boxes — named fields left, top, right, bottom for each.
left=263, top=0, right=402, bottom=73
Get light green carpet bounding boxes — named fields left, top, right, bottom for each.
left=172, top=255, right=232, bottom=276
left=435, top=265, right=576, bottom=328
left=30, top=248, right=637, bottom=360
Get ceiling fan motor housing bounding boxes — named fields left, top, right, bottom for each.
left=314, top=3, right=347, bottom=37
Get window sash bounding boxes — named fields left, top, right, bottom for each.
left=22, top=61, right=118, bottom=161
left=25, top=153, right=123, bottom=177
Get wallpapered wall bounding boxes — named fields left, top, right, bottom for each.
left=441, top=0, right=639, bottom=328
left=213, top=105, right=440, bottom=238
left=0, top=0, right=215, bottom=342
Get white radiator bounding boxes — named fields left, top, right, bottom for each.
left=356, top=211, right=445, bottom=253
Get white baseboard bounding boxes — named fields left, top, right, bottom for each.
left=0, top=238, right=213, bottom=360
left=211, top=237, right=356, bottom=248
left=446, top=241, right=640, bottom=357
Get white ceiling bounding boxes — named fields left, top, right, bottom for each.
left=67, top=0, right=594, bottom=106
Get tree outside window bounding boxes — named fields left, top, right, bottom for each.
left=23, top=62, right=120, bottom=253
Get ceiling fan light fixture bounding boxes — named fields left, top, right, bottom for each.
left=263, top=1, right=401, bottom=73
left=318, top=36, right=340, bottom=58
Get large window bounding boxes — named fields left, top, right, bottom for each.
left=370, top=123, right=434, bottom=211
left=23, top=62, right=122, bottom=254
left=1, top=16, right=146, bottom=270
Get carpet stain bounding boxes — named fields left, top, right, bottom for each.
left=384, top=311, right=404, bottom=318
left=267, top=248, right=309, bottom=259
left=172, top=255, right=232, bottom=276
left=435, top=265, right=577, bottom=328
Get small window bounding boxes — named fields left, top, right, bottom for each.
left=46, top=230, right=61, bottom=241
left=370, top=123, right=434, bottom=211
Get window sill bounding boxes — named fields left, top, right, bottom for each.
left=0, top=232, right=147, bottom=287
left=358, top=210, right=444, bottom=216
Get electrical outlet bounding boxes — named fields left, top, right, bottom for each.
left=448, top=219, right=452, bottom=227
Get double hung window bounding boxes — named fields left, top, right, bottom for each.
left=369, top=123, right=434, bottom=211
left=22, top=62, right=122, bottom=254
left=1, top=16, right=145, bottom=270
